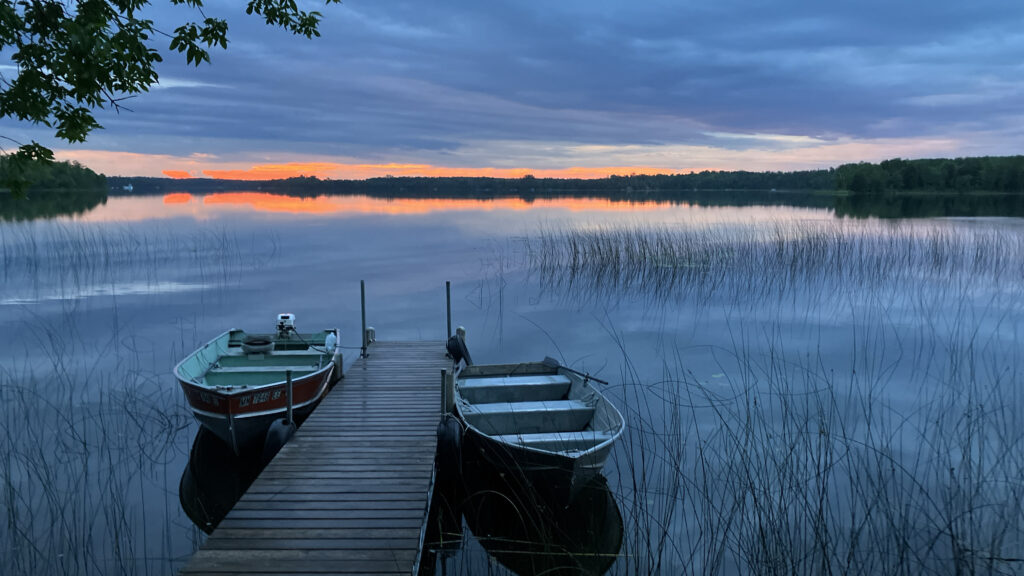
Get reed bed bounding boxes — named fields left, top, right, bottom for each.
left=0, top=221, right=278, bottom=298
left=0, top=294, right=200, bottom=576
left=522, top=220, right=1024, bottom=309
left=0, top=222, right=281, bottom=575
left=457, top=218, right=1024, bottom=574
left=607, top=318, right=1024, bottom=575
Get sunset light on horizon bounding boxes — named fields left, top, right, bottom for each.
left=13, top=1, right=1023, bottom=179
left=160, top=162, right=686, bottom=181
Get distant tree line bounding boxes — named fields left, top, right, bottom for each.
left=0, top=158, right=106, bottom=192
left=835, top=156, right=1024, bottom=193
left=108, top=169, right=837, bottom=198
left=97, top=155, right=1024, bottom=199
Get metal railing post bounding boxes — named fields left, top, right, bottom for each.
left=446, top=281, right=452, bottom=337
left=360, top=280, right=367, bottom=358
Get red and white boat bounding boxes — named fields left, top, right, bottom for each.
left=174, top=314, right=343, bottom=454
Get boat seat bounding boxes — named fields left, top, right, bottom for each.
left=491, top=431, right=616, bottom=453
left=461, top=400, right=594, bottom=436
left=458, top=374, right=571, bottom=404
left=217, top=353, right=325, bottom=367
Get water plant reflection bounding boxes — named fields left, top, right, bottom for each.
left=423, top=445, right=623, bottom=575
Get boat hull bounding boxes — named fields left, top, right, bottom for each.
left=178, top=364, right=334, bottom=454
left=454, top=361, right=623, bottom=504
left=459, top=410, right=613, bottom=503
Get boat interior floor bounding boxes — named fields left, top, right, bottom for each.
left=202, top=352, right=328, bottom=388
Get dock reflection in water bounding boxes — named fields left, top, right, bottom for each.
left=424, top=449, right=623, bottom=575
left=178, top=427, right=265, bottom=534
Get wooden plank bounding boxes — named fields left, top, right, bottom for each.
left=180, top=340, right=449, bottom=576
left=226, top=508, right=426, bottom=520
left=204, top=538, right=421, bottom=550
left=226, top=492, right=427, bottom=502
left=215, top=516, right=421, bottom=532
left=209, top=528, right=421, bottom=539
left=232, top=500, right=425, bottom=511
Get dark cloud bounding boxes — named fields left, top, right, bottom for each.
left=13, top=0, right=1024, bottom=168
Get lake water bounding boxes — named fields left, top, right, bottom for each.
left=2, top=191, right=1022, bottom=575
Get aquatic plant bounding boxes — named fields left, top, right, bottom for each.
left=522, top=219, right=1024, bottom=311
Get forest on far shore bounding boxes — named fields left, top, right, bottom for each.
left=835, top=156, right=1024, bottom=193
left=106, top=155, right=1024, bottom=197
left=0, top=157, right=106, bottom=192
left=4, top=155, right=1024, bottom=197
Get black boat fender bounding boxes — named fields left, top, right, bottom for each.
left=261, top=418, right=296, bottom=465
left=436, top=413, right=464, bottom=480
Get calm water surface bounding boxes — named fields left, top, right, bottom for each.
left=2, top=191, right=1022, bottom=575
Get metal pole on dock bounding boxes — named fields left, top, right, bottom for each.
left=285, top=370, right=294, bottom=425
left=360, top=280, right=367, bottom=358
left=446, top=281, right=452, bottom=337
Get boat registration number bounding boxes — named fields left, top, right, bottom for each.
left=238, top=389, right=284, bottom=408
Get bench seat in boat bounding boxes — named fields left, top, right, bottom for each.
left=458, top=374, right=571, bottom=404
left=461, top=400, right=594, bottom=435
left=217, top=353, right=325, bottom=367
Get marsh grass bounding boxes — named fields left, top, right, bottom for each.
left=0, top=221, right=278, bottom=303
left=511, top=218, right=1024, bottom=574
left=523, top=220, right=1024, bottom=309
left=0, top=222, right=284, bottom=575
left=0, top=314, right=194, bottom=576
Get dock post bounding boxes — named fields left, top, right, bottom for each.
left=360, top=280, right=367, bottom=358
left=446, top=281, right=452, bottom=337
left=441, top=368, right=454, bottom=414
left=285, top=370, right=294, bottom=425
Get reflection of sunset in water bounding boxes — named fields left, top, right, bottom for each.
left=163, top=193, right=192, bottom=204
left=199, top=192, right=672, bottom=215
left=64, top=191, right=833, bottom=228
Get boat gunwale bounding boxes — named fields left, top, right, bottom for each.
left=173, top=328, right=337, bottom=394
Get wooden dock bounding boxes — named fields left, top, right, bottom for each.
left=181, top=340, right=450, bottom=575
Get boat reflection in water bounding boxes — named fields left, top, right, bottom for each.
left=179, top=427, right=265, bottom=533
left=423, top=447, right=623, bottom=575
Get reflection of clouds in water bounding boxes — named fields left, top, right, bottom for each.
left=0, top=281, right=208, bottom=305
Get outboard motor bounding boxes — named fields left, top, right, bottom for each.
left=277, top=313, right=296, bottom=337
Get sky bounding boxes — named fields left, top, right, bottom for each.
left=5, top=0, right=1024, bottom=179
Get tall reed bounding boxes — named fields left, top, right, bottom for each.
left=516, top=218, right=1024, bottom=575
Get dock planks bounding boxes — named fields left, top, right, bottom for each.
left=181, top=341, right=449, bottom=575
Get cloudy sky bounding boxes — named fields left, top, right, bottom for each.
left=7, top=0, right=1024, bottom=178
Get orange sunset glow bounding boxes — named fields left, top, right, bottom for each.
left=163, top=193, right=192, bottom=204
left=163, top=192, right=674, bottom=216
left=162, top=162, right=682, bottom=181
